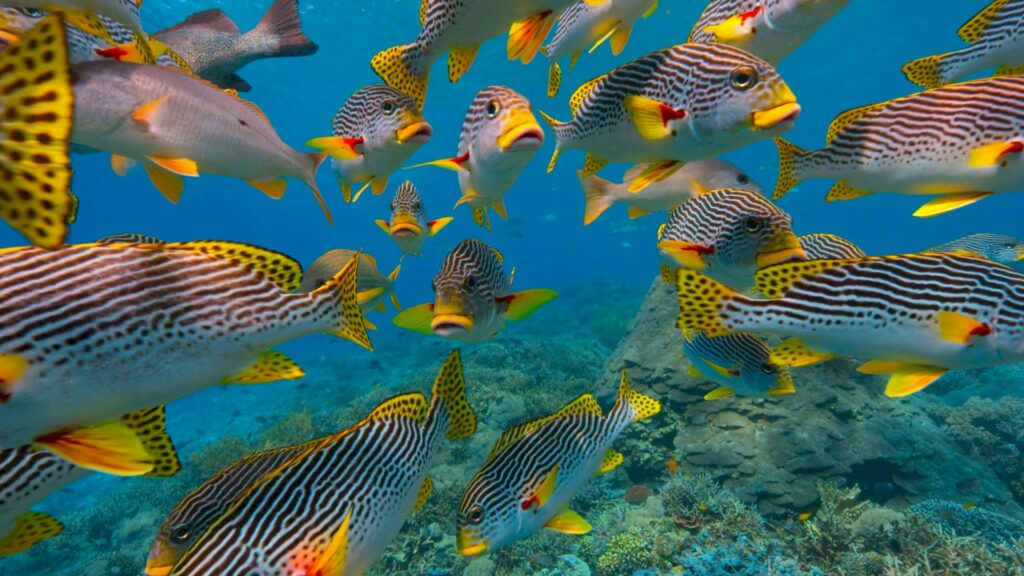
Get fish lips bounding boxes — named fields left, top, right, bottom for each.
left=432, top=313, right=475, bottom=336
left=457, top=529, right=489, bottom=556
left=752, top=102, right=801, bottom=131
left=756, top=234, right=808, bottom=268
left=397, top=121, right=433, bottom=144
left=390, top=215, right=422, bottom=237
left=143, top=562, right=172, bottom=576
left=498, top=122, right=545, bottom=151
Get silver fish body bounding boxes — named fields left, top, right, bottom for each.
left=929, top=233, right=1024, bottom=265
left=682, top=331, right=794, bottom=399
left=799, top=233, right=866, bottom=260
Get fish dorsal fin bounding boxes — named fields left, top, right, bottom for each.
left=570, top=74, right=606, bottom=117
left=160, top=241, right=303, bottom=292
left=121, top=406, right=181, bottom=478
left=754, top=258, right=856, bottom=299
left=486, top=394, right=600, bottom=461
left=366, top=392, right=429, bottom=425
left=360, top=252, right=380, bottom=270
left=491, top=247, right=504, bottom=264
left=413, top=476, right=433, bottom=512
left=958, top=0, right=1010, bottom=43
left=419, top=0, right=428, bottom=25
left=826, top=103, right=887, bottom=146
left=167, top=9, right=240, bottom=35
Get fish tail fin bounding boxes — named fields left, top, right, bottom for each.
left=901, top=53, right=951, bottom=89
left=539, top=111, right=567, bottom=173
left=372, top=43, right=429, bottom=108
left=0, top=512, right=63, bottom=558
left=0, top=15, right=75, bottom=248
left=254, top=0, right=319, bottom=57
left=427, top=349, right=477, bottom=440
left=578, top=170, right=617, bottom=225
left=773, top=137, right=808, bottom=201
left=611, top=368, right=661, bottom=423
left=674, top=269, right=740, bottom=337
left=547, top=61, right=562, bottom=97
left=304, top=151, right=333, bottom=224
left=310, top=252, right=373, bottom=351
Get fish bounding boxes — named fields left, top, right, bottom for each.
left=69, top=59, right=334, bottom=222
left=299, top=249, right=401, bottom=330
left=543, top=0, right=658, bottom=97
left=0, top=15, right=76, bottom=248
left=370, top=0, right=584, bottom=107
left=542, top=43, right=799, bottom=192
left=773, top=76, right=1024, bottom=218
left=96, top=233, right=164, bottom=244
left=457, top=369, right=660, bottom=555
left=675, top=252, right=1024, bottom=397
left=165, top=349, right=476, bottom=576
left=375, top=180, right=453, bottom=257
left=0, top=407, right=178, bottom=558
left=153, top=0, right=318, bottom=93
left=393, top=239, right=558, bottom=343
left=682, top=330, right=795, bottom=400
left=307, top=84, right=432, bottom=203
left=578, top=158, right=763, bottom=225
left=657, top=188, right=806, bottom=292
left=689, top=0, right=850, bottom=65
left=929, top=233, right=1024, bottom=265
left=799, top=233, right=867, bottom=260
left=411, top=86, right=544, bottom=229
left=0, top=241, right=370, bottom=475
left=903, top=0, right=1024, bottom=89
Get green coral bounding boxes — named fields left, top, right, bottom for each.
left=595, top=528, right=652, bottom=575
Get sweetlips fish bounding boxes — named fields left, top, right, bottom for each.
left=542, top=43, right=800, bottom=192
left=543, top=0, right=658, bottom=97
left=689, top=0, right=850, bottom=65
left=70, top=59, right=334, bottom=222
left=675, top=252, right=1024, bottom=397
left=0, top=240, right=370, bottom=475
left=1, top=407, right=178, bottom=558
left=682, top=330, right=795, bottom=400
left=578, top=158, right=763, bottom=225
left=166, top=349, right=477, bottom=576
left=657, top=188, right=806, bottom=292
left=412, top=86, right=544, bottom=229
left=96, top=232, right=164, bottom=244
left=375, top=180, right=453, bottom=257
left=457, top=369, right=660, bottom=555
left=774, top=76, right=1024, bottom=218
left=10, top=0, right=162, bottom=63
left=799, top=233, right=866, bottom=260
left=307, top=84, right=432, bottom=203
left=299, top=249, right=401, bottom=330
left=903, top=0, right=1024, bottom=89
left=393, top=239, right=558, bottom=343
left=929, top=233, right=1024, bottom=265
left=0, top=15, right=76, bottom=248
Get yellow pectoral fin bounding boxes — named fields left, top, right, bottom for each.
left=704, top=387, right=736, bottom=401
left=624, top=96, right=685, bottom=140
left=643, top=0, right=658, bottom=18
left=0, top=512, right=63, bottom=558
left=705, top=360, right=738, bottom=379
left=536, top=464, right=559, bottom=507
left=502, top=289, right=559, bottom=321
left=609, top=25, right=632, bottom=55
left=131, top=96, right=170, bottom=131
left=352, top=180, right=374, bottom=203
left=627, top=161, right=681, bottom=192
left=247, top=179, right=288, bottom=199
left=222, top=351, right=305, bottom=385
left=427, top=217, right=453, bottom=236
left=392, top=303, right=436, bottom=334
left=937, top=310, right=992, bottom=344
left=357, top=287, right=387, bottom=305
left=969, top=141, right=1023, bottom=168
left=770, top=339, right=835, bottom=368
left=413, top=476, right=433, bottom=513
left=147, top=156, right=199, bottom=177
left=305, top=136, right=363, bottom=161
left=597, top=449, right=624, bottom=475
left=35, top=421, right=155, bottom=476
left=308, top=507, right=353, bottom=576
left=913, top=192, right=993, bottom=218
left=408, top=157, right=470, bottom=172
left=884, top=366, right=948, bottom=398
left=375, top=219, right=393, bottom=235
left=544, top=509, right=592, bottom=535
left=0, top=354, right=28, bottom=402
left=658, top=240, right=710, bottom=270
left=363, top=318, right=378, bottom=331
left=143, top=164, right=185, bottom=204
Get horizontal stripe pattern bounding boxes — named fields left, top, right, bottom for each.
left=929, top=233, right=1024, bottom=264
left=434, top=239, right=511, bottom=300
left=799, top=233, right=867, bottom=260
left=331, top=84, right=419, bottom=139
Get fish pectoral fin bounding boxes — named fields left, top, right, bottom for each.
left=544, top=509, right=592, bottom=535
left=131, top=96, right=170, bottom=131
left=146, top=156, right=199, bottom=177
left=448, top=45, right=480, bottom=83
left=536, top=464, right=559, bottom=507
left=657, top=240, right=710, bottom=270
left=704, top=387, right=736, bottom=401
left=0, top=354, right=28, bottom=404
left=913, top=192, right=993, bottom=218
left=413, top=476, right=433, bottom=513
left=221, top=351, right=306, bottom=385
left=357, top=287, right=387, bottom=306
left=110, top=154, right=137, bottom=176
left=884, top=365, right=948, bottom=397
left=937, top=310, right=992, bottom=344
left=627, top=161, right=681, bottom=192
left=703, top=9, right=759, bottom=41
left=0, top=512, right=63, bottom=558
left=768, top=377, right=796, bottom=397
left=246, top=178, right=288, bottom=199
left=508, top=11, right=556, bottom=64
left=427, top=217, right=454, bottom=236
left=608, top=24, right=632, bottom=55
left=34, top=420, right=155, bottom=476
left=499, top=289, right=559, bottom=321
left=408, top=152, right=471, bottom=172
left=624, top=95, right=686, bottom=140
left=626, top=206, right=650, bottom=219
left=770, top=338, right=836, bottom=368
left=968, top=141, right=1023, bottom=168
left=142, top=163, right=185, bottom=204
left=705, top=360, right=739, bottom=379
left=305, top=136, right=364, bottom=160
left=596, top=449, right=624, bottom=475
left=392, top=303, right=436, bottom=334
left=825, top=181, right=872, bottom=202
left=375, top=219, right=393, bottom=235
left=121, top=406, right=181, bottom=478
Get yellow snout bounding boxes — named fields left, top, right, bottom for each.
left=457, top=529, right=489, bottom=556
left=390, top=213, right=422, bottom=237
left=756, top=233, right=807, bottom=268
left=497, top=111, right=545, bottom=150
left=397, top=118, right=433, bottom=144
left=753, top=86, right=801, bottom=130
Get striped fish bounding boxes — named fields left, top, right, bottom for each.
left=689, top=0, right=850, bottom=65
left=543, top=0, right=658, bottom=97
left=657, top=188, right=806, bottom=292
left=929, top=233, right=1024, bottom=265
left=393, top=239, right=558, bottom=343
left=96, top=233, right=165, bottom=244
left=579, top=158, right=763, bottom=225
left=307, top=84, right=432, bottom=204
left=542, top=43, right=799, bottom=193
left=411, top=86, right=543, bottom=229
left=903, top=0, right=1024, bottom=89
left=683, top=330, right=795, bottom=400
left=799, top=233, right=866, bottom=260
left=300, top=249, right=401, bottom=331
left=457, top=370, right=660, bottom=555
left=166, top=349, right=477, bottom=576
left=675, top=252, right=1024, bottom=397
left=774, top=76, right=1024, bottom=218
left=0, top=241, right=370, bottom=475
left=374, top=181, right=453, bottom=257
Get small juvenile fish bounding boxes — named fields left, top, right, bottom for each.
left=543, top=43, right=799, bottom=192
left=657, top=188, right=806, bottom=292
left=543, top=0, right=658, bottom=97
left=307, top=84, right=432, bottom=203
left=682, top=330, right=795, bottom=400
left=412, top=86, right=544, bottom=229
left=393, top=239, right=557, bottom=343
left=774, top=76, right=1024, bottom=218
left=689, top=0, right=850, bottom=65
left=375, top=181, right=453, bottom=257
left=300, top=249, right=401, bottom=330
left=903, top=0, right=1024, bottom=89
left=799, top=233, right=866, bottom=260
left=929, top=233, right=1024, bottom=265
left=457, top=370, right=660, bottom=555
left=675, top=253, right=1024, bottom=397
left=578, top=158, right=763, bottom=225
left=0, top=241, right=369, bottom=475
left=166, top=350, right=477, bottom=576
left=70, top=60, right=334, bottom=221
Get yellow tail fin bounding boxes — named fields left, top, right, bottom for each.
left=578, top=171, right=617, bottom=225
left=428, top=349, right=477, bottom=439
left=613, top=369, right=661, bottom=422
left=773, top=138, right=808, bottom=201
left=0, top=512, right=63, bottom=558
left=901, top=54, right=947, bottom=89
left=372, top=43, right=429, bottom=108
left=674, top=269, right=738, bottom=337
left=311, top=253, right=373, bottom=351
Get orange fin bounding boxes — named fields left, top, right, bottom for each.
left=143, top=163, right=185, bottom=204
left=247, top=179, right=288, bottom=199
left=508, top=11, right=556, bottom=64
left=146, top=156, right=199, bottom=177
left=35, top=421, right=155, bottom=476
left=306, top=136, right=364, bottom=161
left=131, top=96, right=170, bottom=131
left=627, top=161, right=681, bottom=192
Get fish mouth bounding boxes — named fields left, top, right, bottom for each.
left=397, top=121, right=433, bottom=144
left=390, top=217, right=422, bottom=237
left=770, top=369, right=796, bottom=396
left=432, top=314, right=474, bottom=336
left=752, top=102, right=801, bottom=130
left=498, top=115, right=545, bottom=151
left=457, top=530, right=489, bottom=556
left=144, top=563, right=172, bottom=576
left=756, top=234, right=807, bottom=268
left=1016, top=248, right=1024, bottom=261
left=0, top=29, right=20, bottom=47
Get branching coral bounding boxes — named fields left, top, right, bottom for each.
left=661, top=472, right=764, bottom=540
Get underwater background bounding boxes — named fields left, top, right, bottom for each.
left=3, top=0, right=1024, bottom=574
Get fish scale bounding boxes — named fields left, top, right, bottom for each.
left=930, top=233, right=1024, bottom=264
left=799, top=234, right=867, bottom=260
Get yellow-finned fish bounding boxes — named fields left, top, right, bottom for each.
left=683, top=330, right=795, bottom=400
left=0, top=241, right=370, bottom=476
left=300, top=249, right=401, bottom=331
left=798, top=233, right=866, bottom=260
left=13, top=0, right=163, bottom=63
left=929, top=233, right=1024, bottom=265
left=375, top=181, right=453, bottom=257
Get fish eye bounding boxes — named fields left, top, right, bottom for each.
left=467, top=505, right=485, bottom=525
left=413, top=201, right=422, bottom=209
left=730, top=66, right=759, bottom=91
left=737, top=173, right=750, bottom=185
left=170, top=525, right=191, bottom=542
left=464, top=277, right=476, bottom=289
left=382, top=100, right=397, bottom=115
left=743, top=216, right=764, bottom=233
left=486, top=100, right=501, bottom=118
left=761, top=364, right=776, bottom=375
left=16, top=7, right=45, bottom=16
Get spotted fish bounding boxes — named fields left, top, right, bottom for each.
left=0, top=241, right=370, bottom=475
left=689, top=0, right=850, bottom=65
left=929, top=233, right=1024, bottom=265
left=307, top=84, right=432, bottom=203
left=799, top=233, right=866, bottom=260
left=411, top=86, right=544, bottom=229
left=300, top=249, right=401, bottom=331
left=542, top=43, right=800, bottom=192
left=375, top=181, right=453, bottom=257
left=166, top=349, right=477, bottom=576
left=683, top=330, right=795, bottom=400
left=393, top=239, right=557, bottom=343
left=903, top=0, right=1024, bottom=89
left=657, top=188, right=806, bottom=292
left=774, top=76, right=1024, bottom=218
left=675, top=253, right=1024, bottom=397
left=457, top=369, right=660, bottom=555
